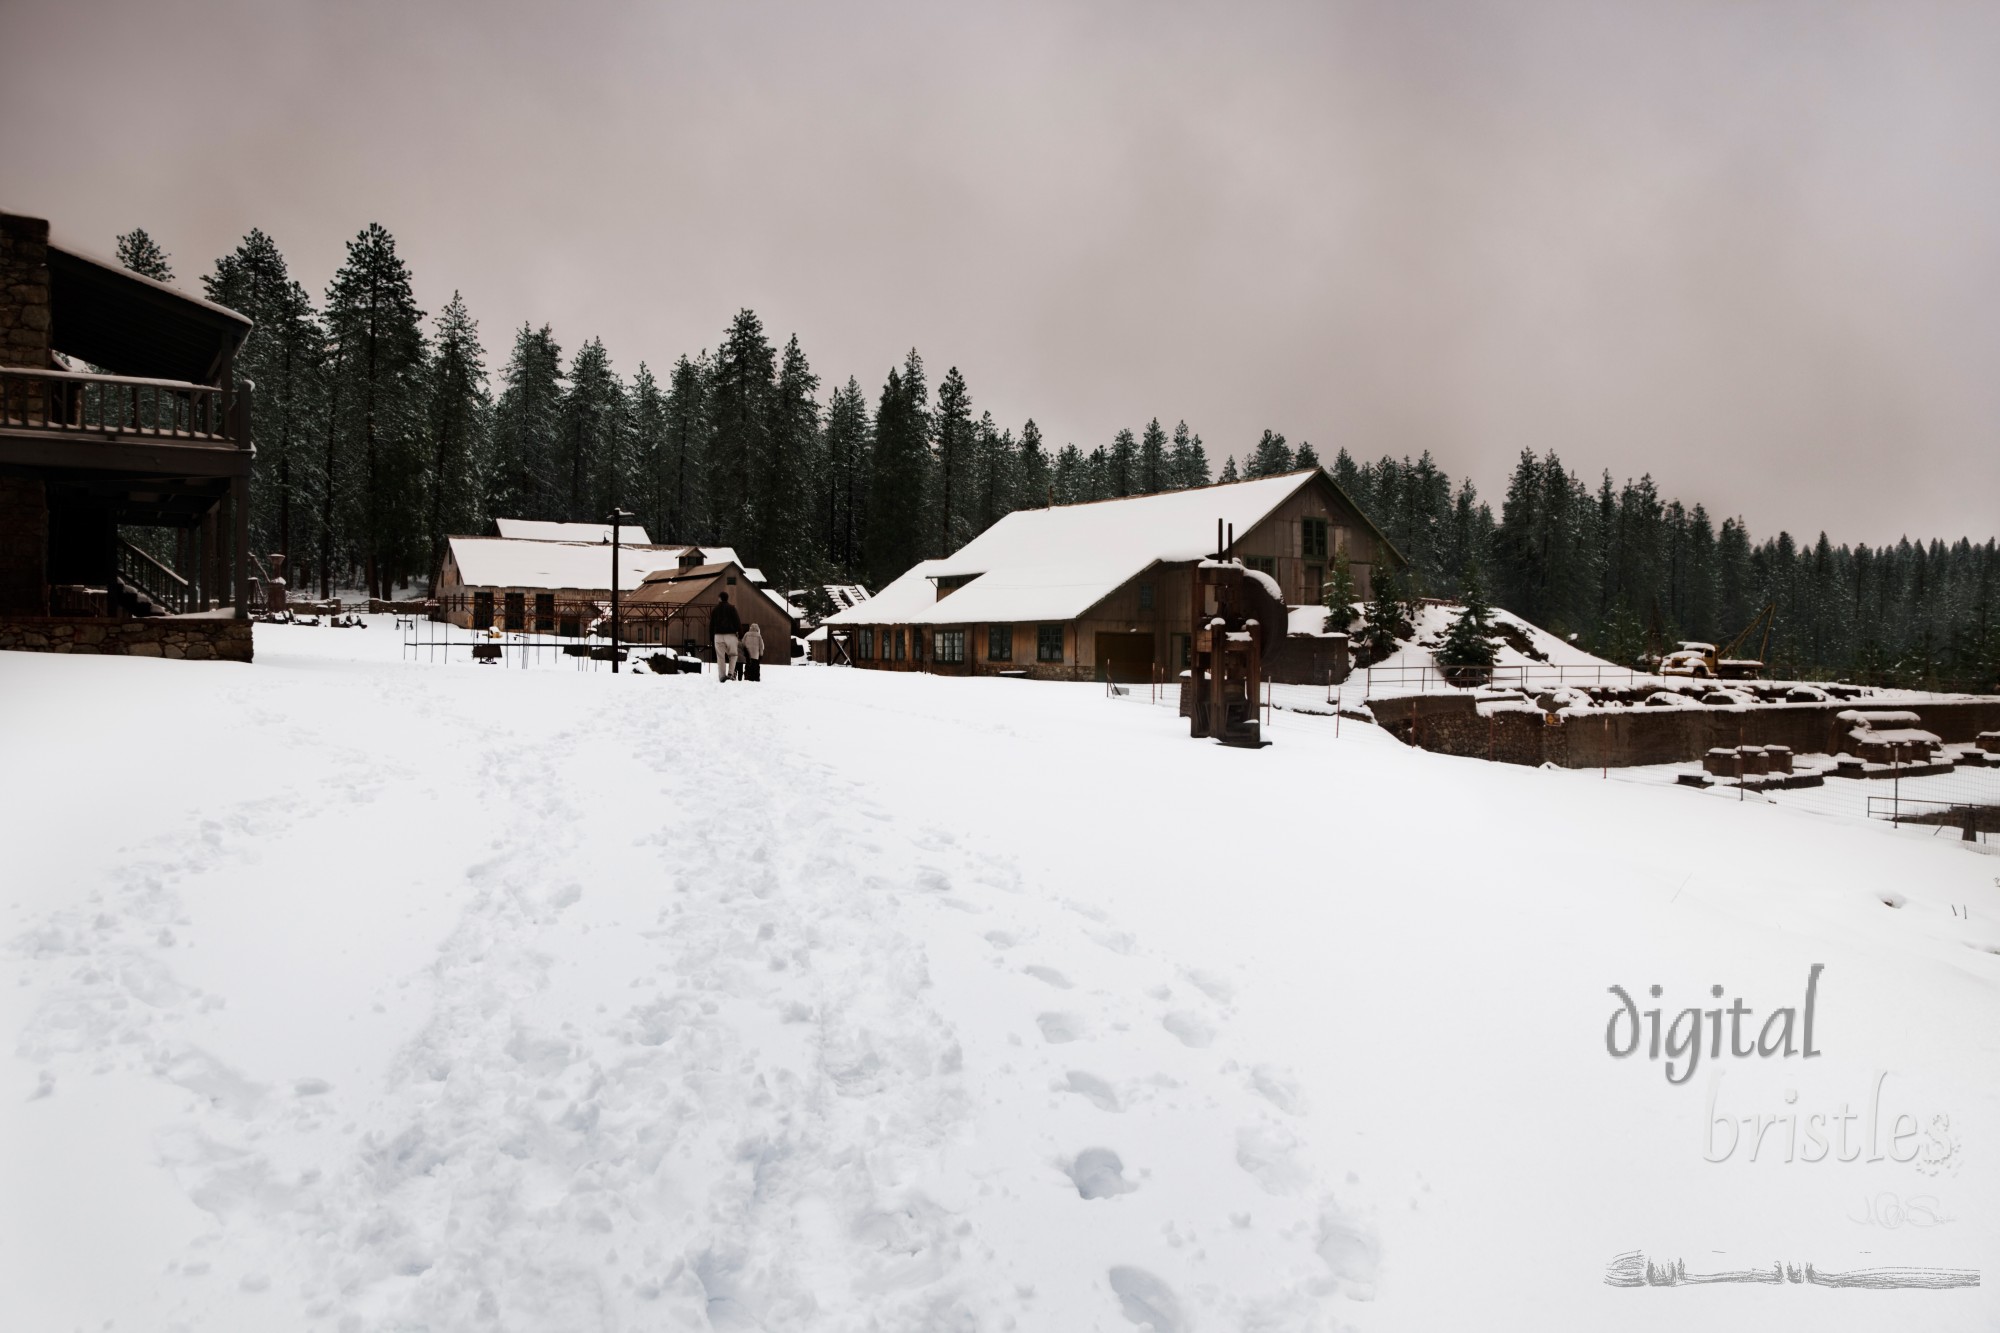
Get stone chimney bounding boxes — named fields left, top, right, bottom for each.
left=0, top=212, right=52, bottom=371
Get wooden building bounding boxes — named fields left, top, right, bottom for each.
left=821, top=468, right=1402, bottom=683
left=434, top=530, right=763, bottom=632
left=624, top=558, right=793, bottom=666
left=0, top=211, right=257, bottom=661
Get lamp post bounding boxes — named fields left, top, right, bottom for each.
left=607, top=508, right=637, bottom=673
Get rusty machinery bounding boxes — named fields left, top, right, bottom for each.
left=1182, top=521, right=1285, bottom=747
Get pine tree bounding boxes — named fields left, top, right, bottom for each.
left=1436, top=566, right=1498, bottom=680
left=863, top=351, right=931, bottom=586
left=1138, top=418, right=1168, bottom=494
left=932, top=365, right=974, bottom=553
left=322, top=223, right=426, bottom=598
left=488, top=325, right=564, bottom=522
left=822, top=376, right=871, bottom=574
left=422, top=293, right=490, bottom=579
left=1051, top=442, right=1084, bottom=504
left=1016, top=418, right=1051, bottom=509
left=1246, top=430, right=1293, bottom=478
left=1219, top=455, right=1240, bottom=484
left=628, top=362, right=668, bottom=541
left=661, top=353, right=709, bottom=542
left=708, top=310, right=776, bottom=548
left=560, top=337, right=626, bottom=519
left=1167, top=420, right=1209, bottom=489
left=202, top=229, right=324, bottom=567
left=1322, top=551, right=1360, bottom=633
left=1107, top=428, right=1136, bottom=497
left=1293, top=440, right=1321, bottom=471
left=757, top=333, right=819, bottom=587
left=971, top=412, right=1014, bottom=535
left=115, top=228, right=173, bottom=281
left=1082, top=445, right=1111, bottom=501
left=1359, top=566, right=1411, bottom=663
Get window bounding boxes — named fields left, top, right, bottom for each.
left=935, top=630, right=965, bottom=663
left=987, top=624, right=1013, bottom=661
left=1037, top=624, right=1064, bottom=662
left=1137, top=582, right=1154, bottom=611
left=895, top=628, right=906, bottom=660
left=1302, top=517, right=1329, bottom=559
left=503, top=591, right=525, bottom=631
left=534, top=593, right=555, bottom=633
left=472, top=590, right=494, bottom=630
left=858, top=627, right=875, bottom=659
left=1245, top=556, right=1276, bottom=577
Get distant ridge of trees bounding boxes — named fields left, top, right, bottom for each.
left=146, top=222, right=1996, bottom=686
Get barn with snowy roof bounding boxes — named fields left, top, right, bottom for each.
left=821, top=468, right=1403, bottom=682
left=434, top=521, right=770, bottom=633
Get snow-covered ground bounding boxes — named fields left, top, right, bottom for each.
left=3, top=622, right=1997, bottom=1332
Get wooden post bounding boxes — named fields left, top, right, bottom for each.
left=232, top=474, right=250, bottom=619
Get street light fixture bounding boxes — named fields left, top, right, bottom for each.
left=606, top=508, right=638, bottom=673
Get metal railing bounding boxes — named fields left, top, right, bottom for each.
left=0, top=366, right=245, bottom=445
left=116, top=537, right=195, bottom=614
left=1360, top=662, right=1644, bottom=694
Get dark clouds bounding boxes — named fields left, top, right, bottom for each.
left=5, top=0, right=1996, bottom=543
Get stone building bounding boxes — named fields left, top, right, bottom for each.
left=821, top=468, right=1403, bottom=683
left=0, top=211, right=255, bottom=661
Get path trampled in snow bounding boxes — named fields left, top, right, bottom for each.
left=4, top=636, right=1373, bottom=1332
left=4, top=623, right=1997, bottom=1333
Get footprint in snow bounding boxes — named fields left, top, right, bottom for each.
left=1023, top=965, right=1072, bottom=989
left=1066, top=1147, right=1136, bottom=1199
left=1037, top=1012, right=1086, bottom=1044
left=1108, top=1267, right=1186, bottom=1332
left=1062, top=1070, right=1120, bottom=1111
left=1248, top=1064, right=1308, bottom=1116
left=1161, top=1010, right=1215, bottom=1048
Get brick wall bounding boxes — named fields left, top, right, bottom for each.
left=0, top=616, right=253, bottom=663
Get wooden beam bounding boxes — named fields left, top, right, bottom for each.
left=0, top=431, right=252, bottom=477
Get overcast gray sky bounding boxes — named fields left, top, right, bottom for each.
left=5, top=0, right=1996, bottom=544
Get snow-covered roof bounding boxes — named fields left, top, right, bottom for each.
left=825, top=584, right=871, bottom=611
left=824, top=471, right=1334, bottom=627
left=447, top=537, right=733, bottom=591
left=494, top=518, right=655, bottom=545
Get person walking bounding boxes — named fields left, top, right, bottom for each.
left=741, top=620, right=766, bottom=681
left=709, top=592, right=743, bottom=681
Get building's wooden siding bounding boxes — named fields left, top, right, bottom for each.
left=835, top=472, right=1397, bottom=682
left=1225, top=479, right=1382, bottom=605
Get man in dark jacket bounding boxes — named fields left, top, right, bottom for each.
left=709, top=593, right=744, bottom=681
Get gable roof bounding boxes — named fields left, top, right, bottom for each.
left=824, top=469, right=1398, bottom=627
left=494, top=518, right=654, bottom=545
left=445, top=537, right=734, bottom=591
left=629, top=562, right=795, bottom=620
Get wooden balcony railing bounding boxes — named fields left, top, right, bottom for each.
left=0, top=365, right=247, bottom=446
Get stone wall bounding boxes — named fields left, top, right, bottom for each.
left=0, top=616, right=254, bottom=663
left=0, top=211, right=52, bottom=370
left=1372, top=693, right=2000, bottom=768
